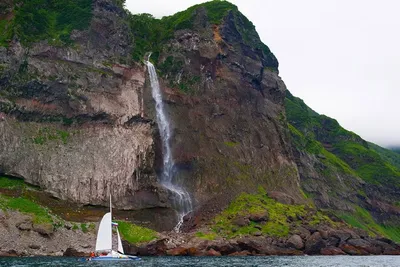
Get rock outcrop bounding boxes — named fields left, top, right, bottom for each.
left=0, top=210, right=95, bottom=256
left=0, top=0, right=168, bottom=210
left=123, top=226, right=400, bottom=256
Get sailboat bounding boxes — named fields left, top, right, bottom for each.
left=89, top=195, right=140, bottom=261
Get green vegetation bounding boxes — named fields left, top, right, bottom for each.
left=0, top=18, right=13, bottom=47
left=285, top=90, right=400, bottom=188
left=369, top=142, right=400, bottom=170
left=337, top=206, right=400, bottom=243
left=81, top=223, right=88, bottom=233
left=128, top=0, right=274, bottom=65
left=224, top=141, right=239, bottom=147
left=128, top=1, right=238, bottom=62
left=0, top=195, right=52, bottom=224
left=89, top=223, right=96, bottom=231
left=0, top=176, right=51, bottom=225
left=288, top=123, right=355, bottom=176
left=32, top=127, right=70, bottom=145
left=0, top=176, right=26, bottom=189
left=116, top=220, right=158, bottom=244
left=72, top=223, right=79, bottom=230
left=195, top=231, right=217, bottom=240
left=333, top=141, right=400, bottom=187
left=161, top=0, right=237, bottom=34
left=0, top=0, right=92, bottom=46
left=210, top=189, right=334, bottom=239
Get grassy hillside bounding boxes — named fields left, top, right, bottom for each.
left=0, top=0, right=92, bottom=47
left=368, top=143, right=400, bottom=173
left=285, top=90, right=400, bottom=242
left=285, top=90, right=400, bottom=189
left=390, top=147, right=400, bottom=154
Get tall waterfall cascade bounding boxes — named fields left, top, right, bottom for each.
left=145, top=60, right=193, bottom=232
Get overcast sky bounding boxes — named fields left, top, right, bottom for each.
left=125, top=0, right=400, bottom=148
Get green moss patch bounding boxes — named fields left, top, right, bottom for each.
left=333, top=141, right=400, bottom=187
left=0, top=176, right=26, bottom=189
left=336, top=206, right=400, bottom=243
left=2, top=0, right=92, bottom=46
left=210, top=189, right=334, bottom=239
left=116, top=220, right=157, bottom=244
left=224, top=141, right=239, bottom=147
left=0, top=18, right=14, bottom=47
left=32, top=127, right=70, bottom=145
left=285, top=90, right=400, bottom=189
left=195, top=231, right=217, bottom=240
left=0, top=195, right=52, bottom=224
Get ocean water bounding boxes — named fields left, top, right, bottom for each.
left=0, top=256, right=399, bottom=267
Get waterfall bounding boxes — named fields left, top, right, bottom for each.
left=145, top=60, right=192, bottom=232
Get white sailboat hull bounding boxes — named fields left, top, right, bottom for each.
left=90, top=250, right=140, bottom=261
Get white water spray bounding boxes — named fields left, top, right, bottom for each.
left=145, top=59, right=192, bottom=232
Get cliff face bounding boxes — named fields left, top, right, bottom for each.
left=0, top=0, right=399, bottom=240
left=0, top=0, right=304, bottom=213
left=0, top=0, right=168, bottom=209
left=151, top=5, right=303, bottom=210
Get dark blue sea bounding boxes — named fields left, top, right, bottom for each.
left=0, top=256, right=399, bottom=267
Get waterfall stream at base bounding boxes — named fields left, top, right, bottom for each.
left=145, top=60, right=193, bottom=232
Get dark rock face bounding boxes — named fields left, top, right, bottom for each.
left=321, top=247, right=346, bottom=255
left=132, top=225, right=400, bottom=256
left=156, top=4, right=304, bottom=214
left=248, top=211, right=269, bottom=223
left=304, top=232, right=326, bottom=255
left=287, top=234, right=304, bottom=250
left=63, top=248, right=87, bottom=257
left=0, top=0, right=166, bottom=212
left=32, top=224, right=54, bottom=236
left=232, top=217, right=250, bottom=227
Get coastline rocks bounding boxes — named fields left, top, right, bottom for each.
left=63, top=248, right=87, bottom=257
left=321, top=247, right=346, bottom=255
left=339, top=244, right=369, bottom=255
left=130, top=225, right=400, bottom=257
left=286, top=234, right=304, bottom=250
left=347, top=238, right=380, bottom=255
left=305, top=232, right=326, bottom=255
left=32, top=224, right=54, bottom=236
left=137, top=239, right=168, bottom=256
left=15, top=216, right=33, bottom=231
left=207, top=248, right=221, bottom=256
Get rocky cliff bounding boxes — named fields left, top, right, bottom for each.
left=0, top=0, right=170, bottom=211
left=0, top=0, right=399, bottom=251
left=0, top=0, right=303, bottom=212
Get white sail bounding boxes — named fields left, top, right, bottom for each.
left=95, top=212, right=112, bottom=252
left=117, top=227, right=124, bottom=254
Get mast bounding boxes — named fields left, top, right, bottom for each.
left=110, top=194, right=112, bottom=252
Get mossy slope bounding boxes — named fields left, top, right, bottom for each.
left=285, top=90, right=400, bottom=189
left=203, top=188, right=334, bottom=239
left=285, top=90, right=400, bottom=242
left=0, top=0, right=92, bottom=46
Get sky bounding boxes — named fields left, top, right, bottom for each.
left=125, top=0, right=400, bottom=148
